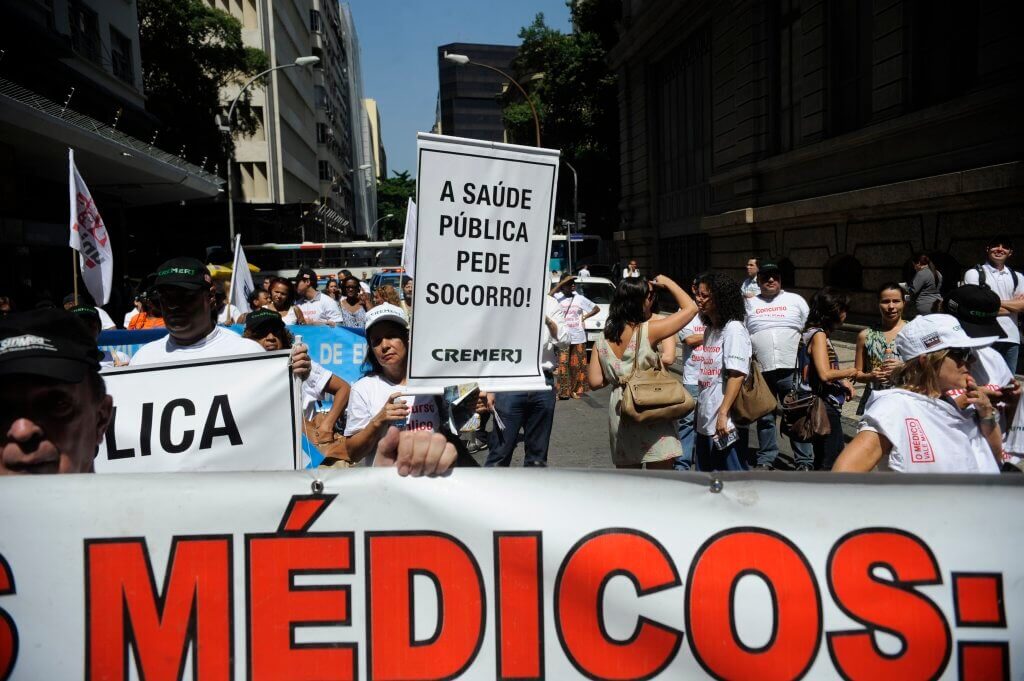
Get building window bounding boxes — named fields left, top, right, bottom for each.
left=772, top=0, right=803, bottom=152
left=908, top=0, right=979, bottom=109
left=311, top=47, right=323, bottom=69
left=828, top=0, right=873, bottom=135
left=314, top=85, right=328, bottom=110
left=318, top=161, right=333, bottom=182
left=109, top=27, right=133, bottom=84
left=68, top=0, right=101, bottom=64
left=651, top=26, right=711, bottom=222
left=316, top=123, right=330, bottom=143
left=310, top=9, right=322, bottom=32
left=238, top=162, right=269, bottom=200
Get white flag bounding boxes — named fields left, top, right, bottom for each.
left=400, top=197, right=417, bottom=279
left=229, top=233, right=256, bottom=316
left=68, top=149, right=113, bottom=304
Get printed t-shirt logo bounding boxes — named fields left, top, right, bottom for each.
left=0, top=334, right=58, bottom=355
left=904, top=418, right=935, bottom=463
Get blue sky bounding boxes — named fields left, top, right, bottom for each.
left=347, top=0, right=572, bottom=178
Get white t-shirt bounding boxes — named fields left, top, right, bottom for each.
left=297, top=292, right=344, bottom=325
left=696, top=320, right=751, bottom=436
left=678, top=319, right=707, bottom=386
left=344, top=374, right=441, bottom=438
left=577, top=268, right=591, bottom=277
left=963, top=264, right=1024, bottom=344
left=859, top=389, right=1000, bottom=474
left=741, top=277, right=761, bottom=298
left=542, top=295, right=570, bottom=370
left=129, top=326, right=264, bottom=365
left=745, top=291, right=809, bottom=371
left=216, top=304, right=242, bottom=325
left=555, top=293, right=596, bottom=344
left=622, top=268, right=640, bottom=279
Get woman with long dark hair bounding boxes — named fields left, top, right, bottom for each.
left=692, top=272, right=752, bottom=471
left=852, top=282, right=906, bottom=413
left=797, top=287, right=857, bottom=469
left=265, top=277, right=307, bottom=325
left=908, top=253, right=942, bottom=316
left=587, top=274, right=697, bottom=468
left=339, top=275, right=369, bottom=328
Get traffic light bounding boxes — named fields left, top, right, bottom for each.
left=577, top=212, right=587, bottom=232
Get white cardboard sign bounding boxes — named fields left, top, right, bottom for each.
left=96, top=350, right=301, bottom=472
left=409, top=133, right=559, bottom=393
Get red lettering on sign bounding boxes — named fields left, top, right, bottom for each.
left=826, top=528, right=951, bottom=680
left=957, top=641, right=1009, bottom=681
left=85, top=536, right=232, bottom=681
left=554, top=529, right=681, bottom=680
left=494, top=533, right=544, bottom=680
left=0, top=554, right=17, bottom=681
left=686, top=528, right=821, bottom=680
left=952, top=573, right=1006, bottom=627
left=366, top=532, right=485, bottom=680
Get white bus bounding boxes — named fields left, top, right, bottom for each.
left=246, top=240, right=404, bottom=282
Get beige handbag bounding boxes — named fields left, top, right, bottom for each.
left=732, top=359, right=777, bottom=424
left=619, top=323, right=695, bottom=423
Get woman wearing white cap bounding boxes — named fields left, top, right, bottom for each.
left=834, top=314, right=1004, bottom=473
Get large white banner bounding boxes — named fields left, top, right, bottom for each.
left=409, top=133, right=559, bottom=393
left=68, top=148, right=113, bottom=304
left=0, top=471, right=1020, bottom=679
left=96, top=351, right=301, bottom=473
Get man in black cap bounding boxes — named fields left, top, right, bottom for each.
left=296, top=266, right=344, bottom=325
left=129, top=257, right=311, bottom=379
left=943, top=285, right=1016, bottom=394
left=0, top=309, right=112, bottom=474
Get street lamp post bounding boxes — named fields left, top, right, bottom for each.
left=563, top=161, right=578, bottom=276
left=443, top=51, right=541, bottom=147
left=370, top=213, right=394, bottom=239
left=222, top=56, right=320, bottom=250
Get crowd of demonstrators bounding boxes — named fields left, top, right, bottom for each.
left=741, top=258, right=761, bottom=298
left=551, top=276, right=600, bottom=400
left=908, top=253, right=943, bottom=317
left=486, top=291, right=569, bottom=467
left=835, top=315, right=1008, bottom=473
left=853, top=283, right=906, bottom=413
left=744, top=260, right=814, bottom=471
left=296, top=267, right=345, bottom=326
left=588, top=275, right=697, bottom=469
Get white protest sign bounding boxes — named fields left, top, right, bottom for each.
left=1, top=471, right=1022, bottom=679
left=409, top=133, right=559, bottom=393
left=96, top=350, right=301, bottom=472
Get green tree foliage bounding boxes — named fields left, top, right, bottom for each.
left=502, top=0, right=621, bottom=236
left=138, top=0, right=267, bottom=172
left=375, top=170, right=416, bottom=240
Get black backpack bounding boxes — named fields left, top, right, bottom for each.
left=972, top=264, right=1019, bottom=290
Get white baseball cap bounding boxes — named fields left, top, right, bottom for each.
left=364, top=303, right=408, bottom=332
left=896, top=314, right=998, bottom=361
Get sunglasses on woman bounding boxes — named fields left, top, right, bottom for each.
left=946, top=347, right=976, bottom=366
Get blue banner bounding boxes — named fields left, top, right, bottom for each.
left=98, top=325, right=370, bottom=469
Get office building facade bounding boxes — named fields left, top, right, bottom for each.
left=437, top=43, right=518, bottom=142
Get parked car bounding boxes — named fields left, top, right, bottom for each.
left=368, top=268, right=406, bottom=298
left=585, top=264, right=620, bottom=282
left=571, top=276, right=616, bottom=347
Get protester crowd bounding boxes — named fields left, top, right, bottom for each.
left=1, top=235, right=1021, bottom=478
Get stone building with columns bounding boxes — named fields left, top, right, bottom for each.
left=608, top=0, right=1023, bottom=320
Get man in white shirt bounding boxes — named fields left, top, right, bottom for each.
left=577, top=264, right=591, bottom=277
left=485, top=295, right=569, bottom=467
left=962, top=235, right=1024, bottom=373
left=743, top=260, right=813, bottom=470
left=296, top=267, right=345, bottom=326
left=129, top=257, right=310, bottom=380
left=741, top=258, right=761, bottom=298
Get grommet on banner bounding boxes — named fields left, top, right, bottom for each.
left=311, top=479, right=324, bottom=495
left=709, top=477, right=723, bottom=494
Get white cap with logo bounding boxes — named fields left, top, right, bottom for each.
left=364, top=303, right=408, bottom=332
left=896, top=314, right=998, bottom=361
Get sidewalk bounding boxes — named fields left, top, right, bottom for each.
left=669, top=338, right=863, bottom=440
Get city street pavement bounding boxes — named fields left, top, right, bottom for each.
left=468, top=338, right=864, bottom=469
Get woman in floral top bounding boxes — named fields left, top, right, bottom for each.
left=853, top=283, right=906, bottom=413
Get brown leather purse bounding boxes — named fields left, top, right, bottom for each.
left=732, top=359, right=777, bottom=424
left=619, top=322, right=695, bottom=423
